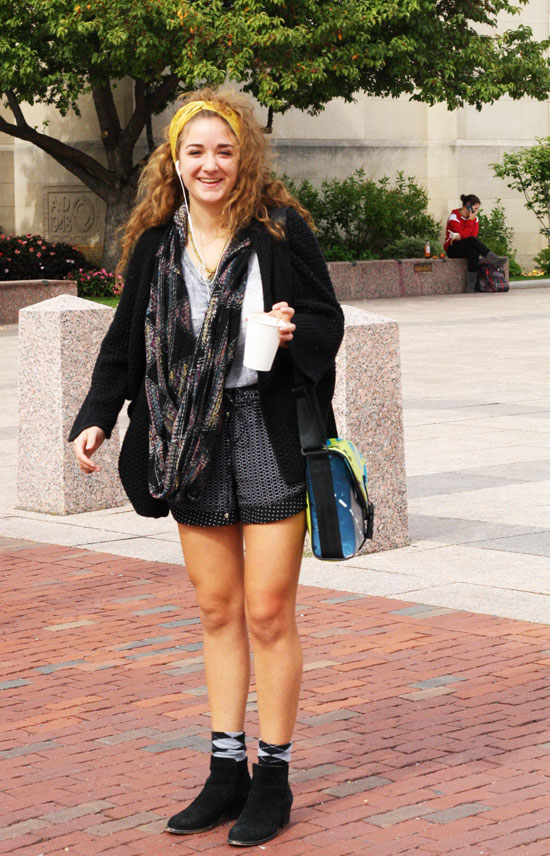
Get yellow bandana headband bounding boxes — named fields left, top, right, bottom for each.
left=169, top=101, right=242, bottom=162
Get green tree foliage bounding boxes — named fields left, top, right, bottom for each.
left=477, top=199, right=521, bottom=276
left=285, top=170, right=440, bottom=260
left=492, top=139, right=550, bottom=245
left=2, top=0, right=550, bottom=267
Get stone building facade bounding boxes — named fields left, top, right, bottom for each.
left=1, top=1, right=547, bottom=269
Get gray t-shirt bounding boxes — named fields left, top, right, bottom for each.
left=182, top=247, right=264, bottom=387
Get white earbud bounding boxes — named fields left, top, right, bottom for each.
left=175, top=159, right=181, bottom=176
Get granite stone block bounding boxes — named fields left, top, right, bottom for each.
left=17, top=294, right=126, bottom=514
left=0, top=279, right=77, bottom=324
left=335, top=304, right=409, bottom=553
left=16, top=297, right=408, bottom=549
left=327, top=257, right=508, bottom=301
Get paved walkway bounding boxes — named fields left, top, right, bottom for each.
left=1, top=537, right=549, bottom=855
left=1, top=288, right=549, bottom=622
left=1, top=288, right=549, bottom=855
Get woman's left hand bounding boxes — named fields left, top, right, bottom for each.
left=268, top=302, right=296, bottom=347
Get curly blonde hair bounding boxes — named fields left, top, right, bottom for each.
left=117, top=87, right=312, bottom=275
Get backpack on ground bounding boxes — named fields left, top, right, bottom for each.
left=477, top=261, right=509, bottom=293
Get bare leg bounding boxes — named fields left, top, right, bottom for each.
left=177, top=522, right=250, bottom=731
left=243, top=511, right=306, bottom=744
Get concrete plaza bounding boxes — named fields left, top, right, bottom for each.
left=1, top=286, right=549, bottom=623
left=0, top=287, right=549, bottom=855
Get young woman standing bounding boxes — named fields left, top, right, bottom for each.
left=70, top=88, right=344, bottom=846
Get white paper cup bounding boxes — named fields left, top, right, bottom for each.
left=243, top=313, right=281, bottom=371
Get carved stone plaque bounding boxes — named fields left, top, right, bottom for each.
left=43, top=185, right=105, bottom=246
left=413, top=262, right=432, bottom=273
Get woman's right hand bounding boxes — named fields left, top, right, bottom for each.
left=73, top=426, right=106, bottom=474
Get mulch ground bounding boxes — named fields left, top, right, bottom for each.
left=1, top=536, right=549, bottom=856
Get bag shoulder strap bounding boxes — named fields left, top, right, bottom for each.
left=269, top=208, right=327, bottom=452
left=294, top=384, right=326, bottom=452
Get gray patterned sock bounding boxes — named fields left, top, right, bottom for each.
left=211, top=730, right=247, bottom=762
left=258, top=738, right=292, bottom=767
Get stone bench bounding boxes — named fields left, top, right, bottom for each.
left=17, top=295, right=408, bottom=554
left=327, top=257, right=508, bottom=301
left=0, top=279, right=77, bottom=324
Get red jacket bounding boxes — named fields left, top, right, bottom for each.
left=444, top=208, right=479, bottom=251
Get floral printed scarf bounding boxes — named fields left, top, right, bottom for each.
left=145, top=205, right=252, bottom=501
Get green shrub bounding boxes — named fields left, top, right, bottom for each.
left=533, top=247, right=550, bottom=274
left=0, top=233, right=92, bottom=280
left=380, top=236, right=443, bottom=259
left=68, top=268, right=124, bottom=297
left=492, top=138, right=550, bottom=245
left=285, top=170, right=440, bottom=261
left=477, top=200, right=522, bottom=277
left=321, top=244, right=379, bottom=261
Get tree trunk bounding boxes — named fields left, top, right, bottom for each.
left=102, top=184, right=137, bottom=272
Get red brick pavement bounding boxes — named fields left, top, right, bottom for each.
left=1, top=536, right=549, bottom=856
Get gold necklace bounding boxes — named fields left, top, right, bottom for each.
left=188, top=228, right=229, bottom=281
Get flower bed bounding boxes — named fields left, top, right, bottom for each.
left=70, top=268, right=123, bottom=297
left=0, top=233, right=91, bottom=280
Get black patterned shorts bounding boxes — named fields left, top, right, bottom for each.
left=168, top=386, right=306, bottom=527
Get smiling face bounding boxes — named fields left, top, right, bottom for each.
left=177, top=115, right=239, bottom=215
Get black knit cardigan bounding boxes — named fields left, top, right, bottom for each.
left=69, top=207, right=345, bottom=518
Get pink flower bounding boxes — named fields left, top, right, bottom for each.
left=14, top=249, right=20, bottom=254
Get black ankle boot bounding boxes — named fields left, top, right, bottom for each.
left=166, top=756, right=251, bottom=835
left=227, top=763, right=293, bottom=846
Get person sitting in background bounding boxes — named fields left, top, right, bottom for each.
left=445, top=194, right=507, bottom=292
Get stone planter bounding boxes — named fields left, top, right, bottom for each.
left=327, top=256, right=509, bottom=301
left=0, top=279, right=78, bottom=325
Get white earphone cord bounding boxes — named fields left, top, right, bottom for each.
left=175, top=162, right=227, bottom=285
left=175, top=162, right=201, bottom=266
